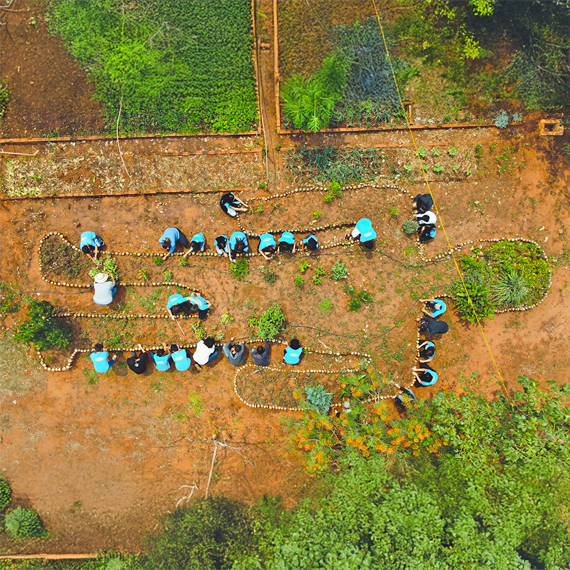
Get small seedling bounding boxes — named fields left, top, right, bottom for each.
left=163, top=269, right=173, bottom=281
left=315, top=266, right=326, bottom=277
left=178, top=257, right=188, bottom=266
left=417, top=146, right=426, bottom=158
left=262, top=269, right=278, bottom=286
left=153, top=256, right=163, bottom=266
left=389, top=206, right=399, bottom=218
left=318, top=299, right=332, bottom=313
left=230, top=258, right=249, bottom=281
left=294, top=274, right=304, bottom=287
left=332, top=261, right=348, bottom=281
left=474, top=144, right=483, bottom=158
left=448, top=147, right=457, bottom=156
left=137, top=269, right=149, bottom=280
left=299, top=261, right=311, bottom=273
left=312, top=210, right=322, bottom=219
left=433, top=164, right=443, bottom=173
left=432, top=147, right=440, bottom=157
left=403, top=165, right=412, bottom=174
left=312, top=275, right=322, bottom=285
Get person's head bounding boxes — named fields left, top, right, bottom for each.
left=188, top=303, right=199, bottom=314
left=264, top=245, right=276, bottom=254
left=216, top=235, right=227, bottom=247
left=279, top=242, right=293, bottom=253
left=289, top=338, right=300, bottom=350
left=419, top=318, right=429, bottom=331
left=234, top=239, right=245, bottom=253
left=433, top=302, right=442, bottom=311
left=363, top=239, right=374, bottom=250
left=306, top=237, right=318, bottom=251
left=82, top=244, right=94, bottom=254
left=191, top=241, right=201, bottom=252
left=161, top=238, right=170, bottom=250
left=204, top=337, right=215, bottom=348
left=425, top=345, right=435, bottom=358
left=94, top=343, right=103, bottom=352
left=233, top=344, right=243, bottom=354
left=157, top=348, right=165, bottom=357
left=94, top=273, right=108, bottom=284
left=256, top=345, right=265, bottom=355
left=171, top=344, right=179, bottom=353
left=171, top=303, right=183, bottom=316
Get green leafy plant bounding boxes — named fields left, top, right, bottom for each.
left=299, top=261, right=311, bottom=274
left=348, top=297, right=362, bottom=311
left=315, top=266, right=326, bottom=278
left=451, top=272, right=495, bottom=323
left=323, top=180, right=343, bottom=203
left=230, top=258, right=249, bottom=281
left=417, top=146, right=426, bottom=158
left=402, top=219, right=419, bottom=235
left=137, top=269, right=149, bottom=281
left=262, top=269, right=278, bottom=286
left=163, top=269, right=174, bottom=281
left=0, top=478, right=11, bottom=510
left=331, top=261, right=348, bottom=281
left=257, top=303, right=285, bottom=339
left=14, top=301, right=73, bottom=351
left=294, top=274, right=304, bottom=288
left=432, top=147, right=440, bottom=156
left=153, top=256, right=164, bottom=266
left=89, top=255, right=119, bottom=281
left=190, top=322, right=206, bottom=340
left=5, top=507, right=48, bottom=538
left=219, top=311, right=234, bottom=327
left=0, top=81, right=9, bottom=119
left=304, top=385, right=333, bottom=416
left=312, top=275, right=322, bottom=285
left=494, top=110, right=509, bottom=128
left=448, top=147, right=457, bottom=156
left=178, top=257, right=188, bottom=266
left=312, top=210, right=322, bottom=219
left=492, top=270, right=529, bottom=307
left=318, top=299, right=332, bottom=313
left=433, top=163, right=443, bottom=173
left=474, top=144, right=483, bottom=158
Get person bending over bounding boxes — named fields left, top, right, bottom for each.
left=419, top=315, right=449, bottom=335
left=193, top=337, right=218, bottom=370
left=229, top=231, right=250, bottom=263
left=417, top=211, right=437, bottom=226
left=90, top=343, right=116, bottom=373
left=152, top=342, right=172, bottom=372
left=347, top=218, right=376, bottom=250
left=93, top=273, right=116, bottom=306
left=127, top=344, right=148, bottom=375
left=417, top=340, right=436, bottom=362
left=418, top=224, right=436, bottom=243
left=421, top=298, right=447, bottom=319
left=166, top=293, right=192, bottom=319
left=278, top=232, right=296, bottom=254
left=80, top=231, right=103, bottom=260
left=214, top=234, right=230, bottom=257
left=171, top=344, right=192, bottom=372
left=283, top=338, right=303, bottom=365
left=220, top=192, right=248, bottom=218
left=159, top=227, right=189, bottom=259
left=413, top=193, right=434, bottom=214
left=412, top=363, right=438, bottom=387
left=298, top=234, right=319, bottom=252
left=188, top=293, right=210, bottom=320
left=184, top=232, right=206, bottom=257
left=223, top=339, right=245, bottom=366
left=251, top=339, right=270, bottom=366
left=258, top=233, right=277, bottom=260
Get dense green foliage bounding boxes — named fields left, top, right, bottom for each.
left=492, top=270, right=529, bottom=307
left=0, top=81, right=9, bottom=119
left=402, top=219, right=419, bottom=234
left=451, top=271, right=496, bottom=323
left=5, top=507, right=48, bottom=539
left=256, top=303, right=285, bottom=339
left=230, top=258, right=249, bottom=281
left=331, top=260, right=348, bottom=281
left=14, top=301, right=73, bottom=351
left=304, top=385, right=333, bottom=416
left=0, top=478, right=11, bottom=511
left=47, top=0, right=257, bottom=133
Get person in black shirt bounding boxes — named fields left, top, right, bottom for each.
left=220, top=192, right=248, bottom=218
left=418, top=224, right=436, bottom=243
left=414, top=193, right=434, bottom=213
left=419, top=315, right=449, bottom=335
left=127, top=344, right=148, bottom=375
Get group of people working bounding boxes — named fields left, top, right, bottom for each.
left=90, top=338, right=304, bottom=374
left=413, top=193, right=438, bottom=243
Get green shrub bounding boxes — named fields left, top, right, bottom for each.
left=230, top=258, right=249, bottom=281
left=492, top=270, right=529, bottom=307
left=0, top=479, right=11, bottom=511
left=153, top=256, right=164, bottom=266
left=323, top=180, right=343, bottom=203
left=89, top=255, right=119, bottom=281
left=318, top=299, right=332, bottom=313
left=14, top=301, right=73, bottom=351
left=5, top=507, right=47, bottom=539
left=163, top=269, right=174, bottom=281
left=451, top=272, right=495, bottom=323
left=257, top=304, right=285, bottom=339
left=294, top=274, right=304, bottom=288
left=494, top=110, right=509, bottom=128
left=331, top=261, right=348, bottom=281
left=304, top=385, right=333, bottom=416
left=0, top=81, right=9, bottom=119
left=402, top=220, right=419, bottom=235
left=348, top=297, right=362, bottom=312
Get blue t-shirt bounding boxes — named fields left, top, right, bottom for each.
left=430, top=300, right=447, bottom=318
left=190, top=294, right=209, bottom=310
left=278, top=232, right=295, bottom=245
left=167, top=294, right=187, bottom=310
left=172, top=349, right=192, bottom=371
left=421, top=341, right=436, bottom=360
left=230, top=231, right=249, bottom=252
left=215, top=235, right=229, bottom=253
left=420, top=369, right=438, bottom=386
left=303, top=235, right=319, bottom=248
left=152, top=352, right=171, bottom=371
left=355, top=218, right=377, bottom=242
left=80, top=231, right=101, bottom=249
left=259, top=233, right=276, bottom=250
left=284, top=346, right=303, bottom=365
left=91, top=351, right=110, bottom=373
left=159, top=227, right=180, bottom=254
left=191, top=233, right=205, bottom=243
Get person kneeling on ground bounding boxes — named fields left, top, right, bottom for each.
left=251, top=339, right=270, bottom=366
left=166, top=293, right=192, bottom=319
left=278, top=232, right=296, bottom=254
left=223, top=338, right=245, bottom=366
left=229, top=231, right=250, bottom=263
left=127, top=344, right=148, bottom=375
left=421, top=298, right=447, bottom=318
left=417, top=211, right=437, bottom=226
left=189, top=293, right=210, bottom=320
left=184, top=233, right=206, bottom=257
left=152, top=342, right=172, bottom=371
left=93, top=273, right=116, bottom=306
left=220, top=192, right=248, bottom=218
left=90, top=343, right=116, bottom=373
left=258, top=233, right=277, bottom=260
left=412, top=363, right=438, bottom=387
left=298, top=234, right=319, bottom=252
left=214, top=234, right=230, bottom=257
left=283, top=338, right=303, bottom=365
left=171, top=344, right=192, bottom=372
left=419, top=315, right=449, bottom=335
left=347, top=218, right=376, bottom=250
left=418, top=224, right=436, bottom=243
left=417, top=340, right=436, bottom=362
left=80, top=231, right=103, bottom=260
left=413, top=193, right=434, bottom=214
left=159, top=227, right=189, bottom=259
left=193, top=337, right=218, bottom=370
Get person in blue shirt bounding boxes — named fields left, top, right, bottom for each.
left=80, top=231, right=103, bottom=260
left=278, top=232, right=296, bottom=254
left=93, top=273, right=116, bottom=306
left=298, top=234, right=319, bottom=252
left=283, top=338, right=303, bottom=365
left=348, top=218, right=377, bottom=250
left=159, top=227, right=189, bottom=258
left=188, top=293, right=210, bottom=320
left=422, top=298, right=447, bottom=319
left=214, top=235, right=230, bottom=257
left=152, top=343, right=172, bottom=371
left=419, top=224, right=436, bottom=243
left=185, top=233, right=206, bottom=256
left=90, top=343, right=116, bottom=373
left=170, top=344, right=192, bottom=371
left=258, top=233, right=277, bottom=260
left=229, top=231, right=249, bottom=263
left=166, top=293, right=191, bottom=320
left=417, top=340, right=436, bottom=362
left=395, top=386, right=417, bottom=410
left=220, top=192, right=248, bottom=218
left=412, top=364, right=438, bottom=387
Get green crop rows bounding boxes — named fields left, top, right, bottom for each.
left=47, top=0, right=258, bottom=134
